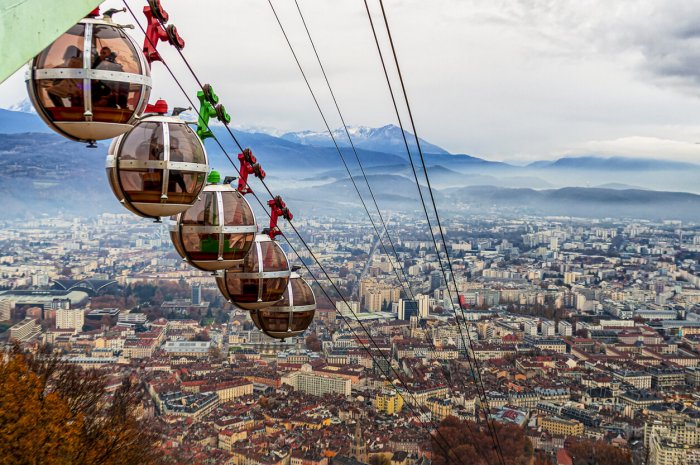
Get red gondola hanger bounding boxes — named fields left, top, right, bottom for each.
left=142, top=0, right=185, bottom=64
left=267, top=196, right=292, bottom=239
left=237, top=149, right=266, bottom=195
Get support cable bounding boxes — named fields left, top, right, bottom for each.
left=363, top=1, right=507, bottom=463
left=266, top=0, right=412, bottom=302
left=122, top=3, right=467, bottom=461
left=367, top=1, right=507, bottom=462
left=290, top=0, right=414, bottom=300
left=287, top=0, right=498, bottom=457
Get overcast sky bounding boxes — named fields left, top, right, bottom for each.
left=3, top=0, right=700, bottom=163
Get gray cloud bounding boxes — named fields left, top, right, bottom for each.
left=470, top=0, right=700, bottom=92
left=3, top=0, right=700, bottom=163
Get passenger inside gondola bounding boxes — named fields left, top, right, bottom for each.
left=93, top=50, right=126, bottom=109
left=46, top=46, right=83, bottom=107
left=92, top=46, right=112, bottom=68
left=140, top=136, right=163, bottom=193
left=168, top=138, right=188, bottom=193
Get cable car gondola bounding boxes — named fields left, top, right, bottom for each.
left=249, top=271, right=316, bottom=340
left=26, top=10, right=151, bottom=144
left=106, top=100, right=208, bottom=219
left=216, top=233, right=291, bottom=310
left=170, top=171, right=257, bottom=271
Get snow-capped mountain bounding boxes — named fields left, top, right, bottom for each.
left=281, top=124, right=450, bottom=155
left=6, top=98, right=36, bottom=114
left=231, top=124, right=285, bottom=137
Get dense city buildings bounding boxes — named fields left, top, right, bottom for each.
left=1, top=212, right=699, bottom=464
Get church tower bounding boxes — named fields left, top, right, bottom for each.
left=350, top=419, right=368, bottom=463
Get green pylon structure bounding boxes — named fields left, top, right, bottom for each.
left=196, top=84, right=231, bottom=141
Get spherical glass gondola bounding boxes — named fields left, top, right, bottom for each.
left=26, top=16, right=151, bottom=143
left=106, top=114, right=209, bottom=219
left=170, top=181, right=257, bottom=271
left=216, top=234, right=291, bottom=310
left=250, top=272, right=316, bottom=340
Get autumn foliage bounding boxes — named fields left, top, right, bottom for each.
left=305, top=333, right=322, bottom=352
left=432, top=416, right=533, bottom=465
left=0, top=348, right=163, bottom=465
left=567, top=438, right=632, bottom=465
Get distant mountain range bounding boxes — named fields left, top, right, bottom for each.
left=442, top=185, right=700, bottom=221
left=7, top=99, right=36, bottom=114
left=1, top=107, right=700, bottom=220
left=282, top=124, right=449, bottom=155
left=0, top=132, right=113, bottom=217
left=0, top=107, right=48, bottom=134
left=528, top=155, right=700, bottom=171
left=279, top=175, right=700, bottom=221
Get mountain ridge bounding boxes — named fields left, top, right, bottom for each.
left=528, top=155, right=700, bottom=171
left=281, top=124, right=450, bottom=156
left=2, top=108, right=700, bottom=212
left=0, top=131, right=699, bottom=220
left=3, top=108, right=699, bottom=175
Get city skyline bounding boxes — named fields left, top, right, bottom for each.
left=1, top=209, right=699, bottom=464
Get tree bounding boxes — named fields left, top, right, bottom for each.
left=0, top=354, right=82, bottom=464
left=432, top=417, right=533, bottom=465
left=369, top=456, right=391, bottom=465
left=567, top=439, right=631, bottom=465
left=0, top=347, right=164, bottom=465
left=533, top=450, right=551, bottom=465
left=305, top=333, right=322, bottom=352
left=130, top=283, right=156, bottom=303
left=208, top=346, right=223, bottom=362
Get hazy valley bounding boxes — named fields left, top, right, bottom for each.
left=2, top=108, right=700, bottom=220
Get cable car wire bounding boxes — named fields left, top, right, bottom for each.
left=363, top=0, right=484, bottom=408
left=122, top=3, right=469, bottom=460
left=266, top=0, right=413, bottom=303
left=367, top=3, right=508, bottom=462
left=130, top=1, right=480, bottom=460
left=375, top=6, right=508, bottom=458
left=125, top=0, right=493, bottom=461
left=289, top=0, right=414, bottom=300
left=366, top=1, right=507, bottom=462
left=284, top=0, right=500, bottom=457
left=363, top=1, right=506, bottom=462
